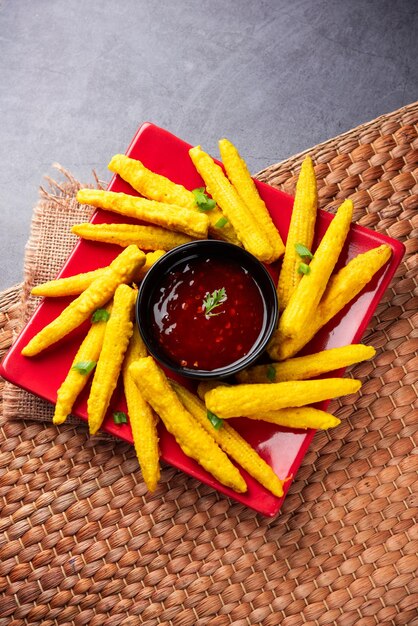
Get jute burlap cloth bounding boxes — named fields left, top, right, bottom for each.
left=0, top=104, right=417, bottom=625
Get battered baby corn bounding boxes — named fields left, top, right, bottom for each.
left=108, top=154, right=240, bottom=244
left=123, top=328, right=160, bottom=492
left=129, top=357, right=247, bottom=493
left=277, top=156, right=317, bottom=309
left=22, top=246, right=145, bottom=357
left=108, top=154, right=198, bottom=209
left=172, top=381, right=284, bottom=497
left=268, top=244, right=392, bottom=361
left=204, top=378, right=362, bottom=418
left=71, top=223, right=192, bottom=251
left=31, top=250, right=165, bottom=298
left=243, top=407, right=341, bottom=430
left=198, top=381, right=341, bottom=430
left=237, top=344, right=376, bottom=384
left=53, top=306, right=111, bottom=425
left=76, top=188, right=209, bottom=239
left=279, top=198, right=353, bottom=339
left=219, top=138, right=285, bottom=261
left=88, top=284, right=137, bottom=435
left=189, top=145, right=274, bottom=262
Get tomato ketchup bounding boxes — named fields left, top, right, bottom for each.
left=150, top=256, right=266, bottom=371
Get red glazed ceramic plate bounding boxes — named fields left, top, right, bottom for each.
left=0, top=123, right=405, bottom=517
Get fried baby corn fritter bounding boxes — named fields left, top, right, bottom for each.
left=71, top=222, right=192, bottom=251
left=77, top=188, right=209, bottom=239
left=279, top=198, right=353, bottom=339
left=108, top=154, right=240, bottom=244
left=189, top=145, right=274, bottom=262
left=204, top=378, right=362, bottom=419
left=268, top=244, right=392, bottom=361
left=88, top=284, right=137, bottom=435
left=197, top=381, right=341, bottom=430
left=237, top=344, right=376, bottom=384
left=22, top=245, right=145, bottom=357
left=31, top=250, right=165, bottom=298
left=123, top=328, right=160, bottom=492
left=276, top=156, right=317, bottom=309
left=129, top=357, right=247, bottom=493
left=242, top=407, right=341, bottom=430
left=53, top=305, right=111, bottom=425
left=108, top=154, right=198, bottom=209
left=219, top=138, right=285, bottom=261
left=172, top=381, right=284, bottom=497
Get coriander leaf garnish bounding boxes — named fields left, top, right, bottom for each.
left=207, top=410, right=223, bottom=430
left=214, top=216, right=228, bottom=228
left=298, top=262, right=311, bottom=275
left=192, top=187, right=216, bottom=212
left=295, top=243, right=314, bottom=260
left=202, top=287, right=227, bottom=319
left=91, top=308, right=110, bottom=323
left=266, top=364, right=276, bottom=382
left=113, top=411, right=128, bottom=425
left=72, top=360, right=96, bottom=375
left=296, top=244, right=313, bottom=277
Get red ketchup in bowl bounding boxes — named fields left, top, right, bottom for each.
left=150, top=256, right=265, bottom=371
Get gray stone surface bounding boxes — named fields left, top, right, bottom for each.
left=0, top=0, right=417, bottom=291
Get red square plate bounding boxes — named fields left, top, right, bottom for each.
left=0, top=123, right=405, bottom=517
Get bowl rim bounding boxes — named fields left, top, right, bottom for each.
left=136, top=239, right=279, bottom=379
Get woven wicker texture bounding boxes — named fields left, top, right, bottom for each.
left=1, top=103, right=417, bottom=625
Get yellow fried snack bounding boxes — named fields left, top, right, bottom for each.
left=109, top=154, right=198, bottom=208
left=108, top=154, right=240, bottom=245
left=22, top=246, right=145, bottom=357
left=279, top=198, right=353, bottom=339
left=189, top=145, right=274, bottom=262
left=53, top=305, right=111, bottom=425
left=242, top=407, right=341, bottom=430
left=315, top=244, right=392, bottom=326
left=219, top=138, right=285, bottom=261
left=129, top=357, right=246, bottom=493
left=204, top=378, right=361, bottom=418
left=268, top=244, right=392, bottom=361
left=88, top=284, right=137, bottom=435
left=123, top=327, right=160, bottom=492
left=77, top=188, right=209, bottom=239
left=31, top=250, right=165, bottom=298
left=237, top=344, right=376, bottom=384
left=71, top=223, right=192, bottom=250
left=277, top=156, right=317, bottom=309
left=198, top=381, right=341, bottom=430
left=172, top=382, right=283, bottom=497
left=32, top=267, right=108, bottom=298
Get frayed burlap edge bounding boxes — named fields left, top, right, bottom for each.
left=1, top=166, right=110, bottom=432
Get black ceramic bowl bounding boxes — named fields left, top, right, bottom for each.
left=136, top=240, right=278, bottom=380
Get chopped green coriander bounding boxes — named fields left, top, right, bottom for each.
left=214, top=216, right=228, bottom=228
left=295, top=243, right=314, bottom=260
left=192, top=187, right=216, bottom=212
left=91, top=308, right=110, bottom=323
left=71, top=360, right=96, bottom=375
left=266, top=364, right=276, bottom=382
left=298, top=262, right=311, bottom=275
left=202, top=287, right=227, bottom=319
left=207, top=410, right=223, bottom=430
left=113, top=411, right=128, bottom=425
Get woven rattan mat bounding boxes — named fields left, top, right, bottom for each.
left=1, top=104, right=417, bottom=625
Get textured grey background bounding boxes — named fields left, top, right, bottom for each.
left=0, top=0, right=417, bottom=291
